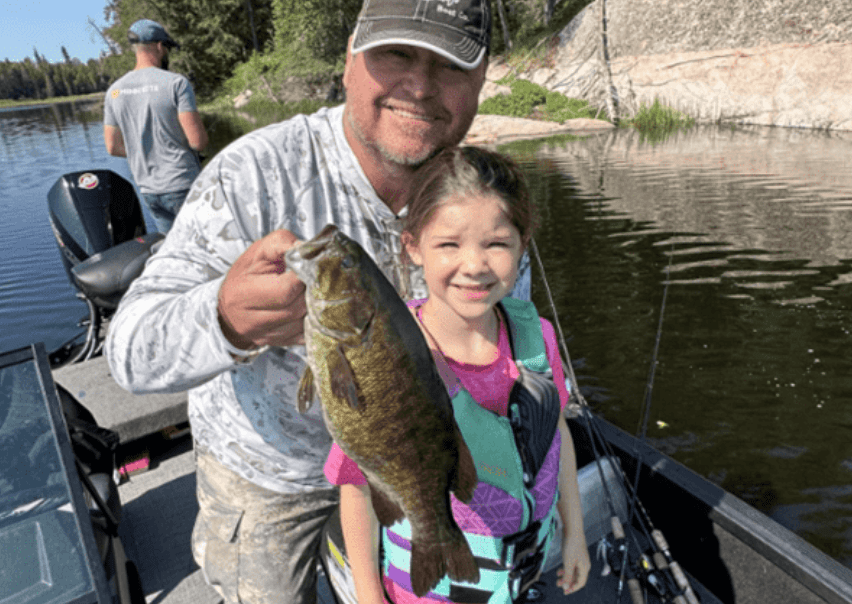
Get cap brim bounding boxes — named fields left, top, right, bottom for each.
left=352, top=21, right=486, bottom=70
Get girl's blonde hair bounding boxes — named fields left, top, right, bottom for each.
left=403, top=147, right=538, bottom=248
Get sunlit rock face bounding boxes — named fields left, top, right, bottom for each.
left=513, top=0, right=852, bottom=131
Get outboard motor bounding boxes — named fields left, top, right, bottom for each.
left=47, top=170, right=164, bottom=365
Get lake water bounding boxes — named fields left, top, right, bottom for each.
left=2, top=102, right=851, bottom=567
left=0, top=101, right=154, bottom=355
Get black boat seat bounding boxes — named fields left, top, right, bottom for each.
left=71, top=232, right=165, bottom=309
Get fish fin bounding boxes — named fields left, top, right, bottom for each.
left=297, top=367, right=316, bottom=413
left=451, top=428, right=478, bottom=504
left=329, top=344, right=360, bottom=409
left=410, top=526, right=479, bottom=597
left=368, top=482, right=405, bottom=527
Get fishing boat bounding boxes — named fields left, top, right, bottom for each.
left=2, top=169, right=851, bottom=604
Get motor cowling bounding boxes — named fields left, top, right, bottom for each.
left=47, top=170, right=146, bottom=277
left=47, top=170, right=163, bottom=309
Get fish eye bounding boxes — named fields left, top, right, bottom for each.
left=341, top=255, right=355, bottom=268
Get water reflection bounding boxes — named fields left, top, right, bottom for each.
left=517, top=125, right=852, bottom=566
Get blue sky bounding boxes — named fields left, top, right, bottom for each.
left=2, top=0, right=112, bottom=63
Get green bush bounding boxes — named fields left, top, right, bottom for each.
left=479, top=78, right=600, bottom=123
left=543, top=92, right=597, bottom=121
left=479, top=79, right=547, bottom=118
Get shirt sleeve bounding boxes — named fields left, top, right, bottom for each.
left=104, top=153, right=259, bottom=393
left=103, top=90, right=116, bottom=127
left=324, top=443, right=367, bottom=486
left=174, top=75, right=198, bottom=114
left=540, top=318, right=570, bottom=410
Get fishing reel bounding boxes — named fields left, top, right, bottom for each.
left=596, top=517, right=697, bottom=604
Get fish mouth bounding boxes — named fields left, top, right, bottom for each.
left=285, top=224, right=340, bottom=282
left=296, top=224, right=339, bottom=260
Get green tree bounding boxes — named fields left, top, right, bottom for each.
left=32, top=48, right=56, bottom=98
left=272, top=0, right=359, bottom=64
left=104, top=0, right=274, bottom=98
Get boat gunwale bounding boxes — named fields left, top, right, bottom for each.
left=580, top=416, right=852, bottom=604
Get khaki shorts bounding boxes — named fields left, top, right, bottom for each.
left=192, top=449, right=339, bottom=604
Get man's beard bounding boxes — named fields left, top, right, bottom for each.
left=161, top=56, right=170, bottom=71
left=345, top=109, right=438, bottom=168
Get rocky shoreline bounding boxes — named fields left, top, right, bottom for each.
left=519, top=39, right=852, bottom=131
left=463, top=113, right=615, bottom=146
left=516, top=0, right=852, bottom=131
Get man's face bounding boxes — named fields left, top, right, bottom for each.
left=343, top=43, right=487, bottom=169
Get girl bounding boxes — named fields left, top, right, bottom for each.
left=324, top=147, right=590, bottom=603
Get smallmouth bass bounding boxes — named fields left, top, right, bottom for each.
left=285, top=224, right=480, bottom=597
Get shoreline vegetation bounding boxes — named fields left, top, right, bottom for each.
left=0, top=91, right=104, bottom=110
left=192, top=71, right=695, bottom=159
left=8, top=75, right=695, bottom=160
left=5, top=67, right=695, bottom=158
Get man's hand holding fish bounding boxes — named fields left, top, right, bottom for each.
left=217, top=228, right=307, bottom=350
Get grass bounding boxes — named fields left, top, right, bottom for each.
left=621, top=98, right=696, bottom=142
left=0, top=92, right=103, bottom=110
left=478, top=76, right=696, bottom=145
left=479, top=78, right=600, bottom=123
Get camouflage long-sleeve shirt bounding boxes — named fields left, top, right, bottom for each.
left=105, top=104, right=530, bottom=493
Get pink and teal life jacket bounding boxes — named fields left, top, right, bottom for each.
left=382, top=297, right=563, bottom=603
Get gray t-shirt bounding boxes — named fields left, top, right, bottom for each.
left=104, top=67, right=201, bottom=194
left=105, top=105, right=531, bottom=494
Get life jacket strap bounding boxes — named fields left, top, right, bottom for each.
left=381, top=503, right=558, bottom=602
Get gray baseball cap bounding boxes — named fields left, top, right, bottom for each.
left=351, top=0, right=491, bottom=70
left=128, top=19, right=180, bottom=49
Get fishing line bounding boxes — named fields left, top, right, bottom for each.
left=614, top=239, right=675, bottom=603
left=530, top=237, right=648, bottom=601
left=530, top=236, right=698, bottom=603
left=528, top=238, right=585, bottom=405
left=627, top=240, right=675, bottom=533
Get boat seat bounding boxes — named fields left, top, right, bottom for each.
left=71, top=233, right=165, bottom=310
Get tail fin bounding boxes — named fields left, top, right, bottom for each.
left=409, top=530, right=480, bottom=597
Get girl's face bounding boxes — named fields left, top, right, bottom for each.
left=405, top=193, right=523, bottom=323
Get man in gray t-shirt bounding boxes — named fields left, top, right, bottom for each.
left=104, top=19, right=208, bottom=233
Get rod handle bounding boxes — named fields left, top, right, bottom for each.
left=627, top=578, right=645, bottom=604
left=652, top=529, right=669, bottom=552
left=653, top=552, right=668, bottom=570
left=670, top=561, right=701, bottom=604
left=611, top=516, right=625, bottom=540
left=673, top=596, right=688, bottom=604
left=669, top=561, right=690, bottom=591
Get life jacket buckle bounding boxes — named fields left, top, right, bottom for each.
left=509, top=549, right=545, bottom=601
left=500, top=520, right=542, bottom=568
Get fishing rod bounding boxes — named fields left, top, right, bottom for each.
left=621, top=241, right=700, bottom=604
left=614, top=240, right=674, bottom=603
left=572, top=397, right=697, bottom=604
left=577, top=404, right=646, bottom=604
left=529, top=238, right=699, bottom=604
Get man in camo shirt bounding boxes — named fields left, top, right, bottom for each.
left=106, top=1, right=528, bottom=602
